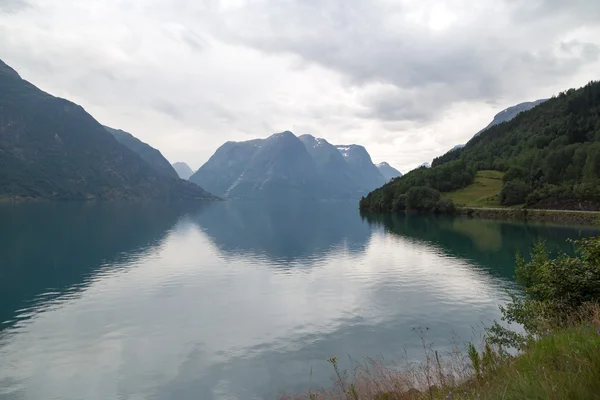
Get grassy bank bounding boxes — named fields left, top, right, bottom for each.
left=281, top=320, right=600, bottom=400
left=280, top=238, right=600, bottom=400
left=442, top=171, right=504, bottom=208
left=438, top=170, right=600, bottom=224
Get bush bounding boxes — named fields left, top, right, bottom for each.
left=406, top=186, right=440, bottom=212
left=503, top=166, right=526, bottom=183
left=489, top=237, right=600, bottom=348
left=434, top=198, right=456, bottom=214
left=500, top=180, right=531, bottom=206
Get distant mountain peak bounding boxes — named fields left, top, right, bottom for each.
left=0, top=60, right=21, bottom=79
left=172, top=162, right=194, bottom=180
left=376, top=162, right=403, bottom=181
left=475, top=99, right=548, bottom=137
left=191, top=131, right=386, bottom=199
left=298, top=134, right=331, bottom=148
left=269, top=130, right=296, bottom=140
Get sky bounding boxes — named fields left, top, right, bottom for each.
left=1, top=0, right=600, bottom=172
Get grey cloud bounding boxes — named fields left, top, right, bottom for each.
left=204, top=102, right=237, bottom=123
left=191, top=0, right=600, bottom=123
left=0, top=0, right=29, bottom=13
left=2, top=0, right=600, bottom=171
left=151, top=99, right=184, bottom=121
left=163, top=25, right=209, bottom=53
left=181, top=32, right=206, bottom=53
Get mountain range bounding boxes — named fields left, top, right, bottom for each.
left=0, top=60, right=215, bottom=201
left=190, top=131, right=391, bottom=199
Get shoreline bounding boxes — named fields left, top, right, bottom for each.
left=457, top=207, right=600, bottom=225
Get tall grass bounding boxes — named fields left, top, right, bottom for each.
left=279, top=306, right=600, bottom=400
left=279, top=237, right=600, bottom=400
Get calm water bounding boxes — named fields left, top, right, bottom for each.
left=0, top=202, right=598, bottom=400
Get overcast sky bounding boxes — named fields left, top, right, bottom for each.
left=1, top=0, right=600, bottom=172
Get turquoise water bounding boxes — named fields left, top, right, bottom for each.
left=0, top=202, right=597, bottom=399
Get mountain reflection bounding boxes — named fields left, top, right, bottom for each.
left=0, top=202, right=207, bottom=329
left=362, top=212, right=600, bottom=279
left=190, top=200, right=374, bottom=265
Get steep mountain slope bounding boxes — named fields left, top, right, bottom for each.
left=172, top=162, right=194, bottom=180
left=298, top=134, right=359, bottom=196
left=376, top=162, right=402, bottom=181
left=190, top=131, right=385, bottom=199
left=0, top=59, right=215, bottom=201
left=104, top=126, right=178, bottom=179
left=336, top=145, right=387, bottom=191
left=189, top=138, right=263, bottom=197
left=361, top=81, right=600, bottom=212
left=190, top=132, right=324, bottom=199
left=225, top=131, right=323, bottom=198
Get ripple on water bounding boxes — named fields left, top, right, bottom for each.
left=1, top=204, right=598, bottom=400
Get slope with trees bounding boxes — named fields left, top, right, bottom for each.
left=361, top=81, right=600, bottom=212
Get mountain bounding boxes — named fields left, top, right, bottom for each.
left=190, top=131, right=324, bottom=199
left=298, top=135, right=360, bottom=196
left=0, top=59, right=216, bottom=201
left=376, top=162, right=402, bottom=181
left=442, top=100, right=547, bottom=160
left=474, top=99, right=548, bottom=137
left=190, top=131, right=385, bottom=199
left=420, top=162, right=431, bottom=169
left=361, top=81, right=600, bottom=212
left=172, top=162, right=194, bottom=180
left=104, top=126, right=178, bottom=179
left=336, top=145, right=387, bottom=191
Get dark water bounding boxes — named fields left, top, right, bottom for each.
left=0, top=202, right=598, bottom=400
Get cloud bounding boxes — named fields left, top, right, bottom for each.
left=0, top=0, right=29, bottom=13
left=196, top=0, right=600, bottom=115
left=0, top=0, right=599, bottom=172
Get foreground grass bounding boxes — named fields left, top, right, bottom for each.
left=280, top=319, right=600, bottom=400
left=442, top=171, right=505, bottom=208
left=281, top=237, right=600, bottom=400
left=469, top=323, right=600, bottom=400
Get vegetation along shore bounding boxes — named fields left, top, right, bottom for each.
left=280, top=236, right=600, bottom=399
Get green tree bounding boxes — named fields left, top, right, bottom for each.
left=406, top=186, right=440, bottom=212
left=500, top=180, right=531, bottom=206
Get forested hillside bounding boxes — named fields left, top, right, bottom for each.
left=360, top=81, right=600, bottom=212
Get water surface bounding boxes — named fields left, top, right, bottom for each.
left=0, top=202, right=597, bottom=399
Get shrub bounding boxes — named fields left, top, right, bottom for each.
left=489, top=237, right=600, bottom=348
left=503, top=166, right=527, bottom=183
left=500, top=180, right=531, bottom=206
left=434, top=198, right=456, bottom=214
